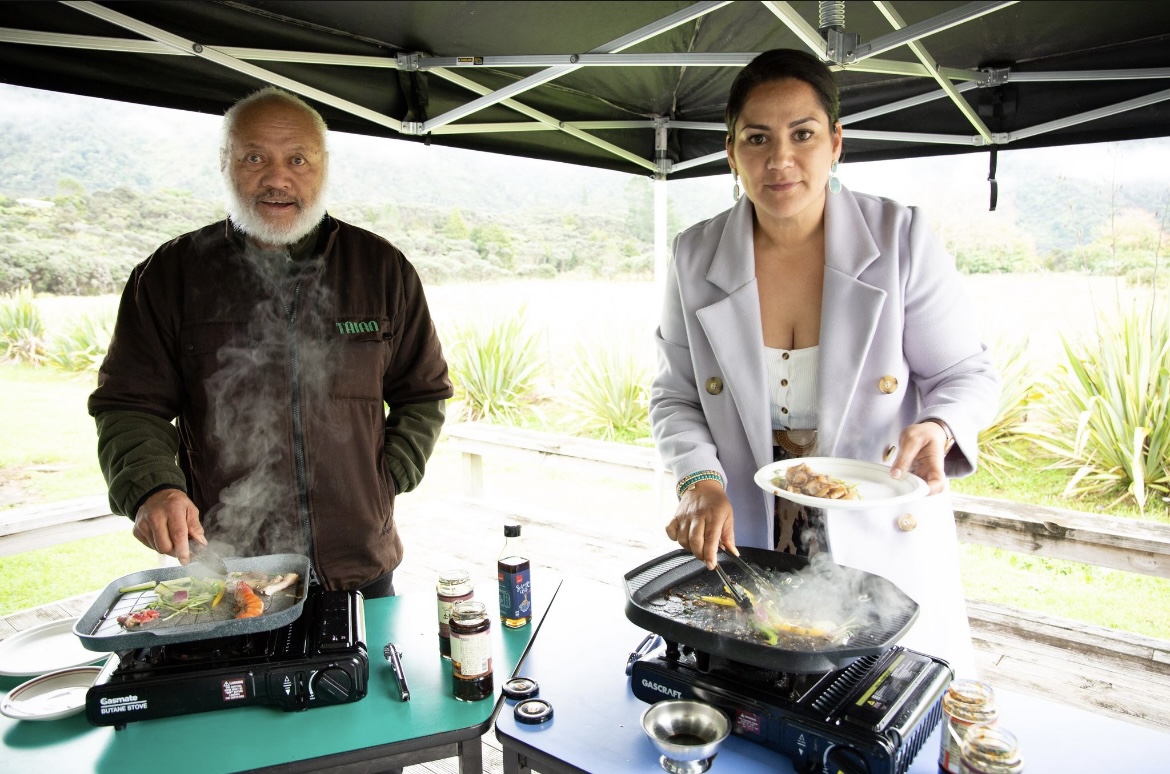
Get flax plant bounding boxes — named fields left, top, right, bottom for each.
left=1027, top=305, right=1170, bottom=513
left=0, top=286, right=47, bottom=365
left=446, top=310, right=543, bottom=424
left=568, top=344, right=650, bottom=441
left=977, top=338, right=1043, bottom=481
left=46, top=308, right=116, bottom=372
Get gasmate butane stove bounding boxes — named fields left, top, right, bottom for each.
left=86, top=587, right=368, bottom=728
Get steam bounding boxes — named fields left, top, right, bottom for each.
left=201, top=240, right=345, bottom=559
left=656, top=552, right=915, bottom=653
left=753, top=553, right=913, bottom=642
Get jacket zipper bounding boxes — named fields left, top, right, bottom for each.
left=283, top=278, right=319, bottom=588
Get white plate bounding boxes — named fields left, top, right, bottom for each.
left=0, top=665, right=101, bottom=721
left=754, top=457, right=929, bottom=510
left=0, top=619, right=104, bottom=677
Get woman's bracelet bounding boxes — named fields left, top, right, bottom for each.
left=676, top=470, right=725, bottom=499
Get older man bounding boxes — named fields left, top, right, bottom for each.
left=89, top=87, right=452, bottom=596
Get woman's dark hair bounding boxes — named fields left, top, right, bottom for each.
left=724, top=49, right=840, bottom=138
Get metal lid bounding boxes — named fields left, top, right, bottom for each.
left=502, top=677, right=539, bottom=701
left=504, top=524, right=522, bottom=538
left=942, top=679, right=998, bottom=723
left=960, top=725, right=1024, bottom=773
left=514, top=698, right=553, bottom=725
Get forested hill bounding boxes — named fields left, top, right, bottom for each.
left=2, top=84, right=1168, bottom=294
left=0, top=84, right=640, bottom=218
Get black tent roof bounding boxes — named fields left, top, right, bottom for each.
left=3, top=1, right=1170, bottom=179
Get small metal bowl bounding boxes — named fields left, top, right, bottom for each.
left=641, top=699, right=731, bottom=774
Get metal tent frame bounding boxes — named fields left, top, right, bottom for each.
left=4, top=1, right=1170, bottom=275
left=4, top=1, right=1170, bottom=178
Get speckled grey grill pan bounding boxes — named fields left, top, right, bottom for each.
left=73, top=553, right=310, bottom=651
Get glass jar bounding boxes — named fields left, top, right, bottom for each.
left=939, top=680, right=999, bottom=774
left=450, top=600, right=493, bottom=702
left=436, top=569, right=473, bottom=658
left=961, top=724, right=1024, bottom=773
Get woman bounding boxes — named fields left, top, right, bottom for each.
left=649, top=49, right=1000, bottom=677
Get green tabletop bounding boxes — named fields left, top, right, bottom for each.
left=1, top=577, right=558, bottom=773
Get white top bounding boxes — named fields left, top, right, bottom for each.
left=764, top=345, right=818, bottom=430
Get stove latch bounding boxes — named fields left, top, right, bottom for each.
left=625, top=634, right=661, bottom=675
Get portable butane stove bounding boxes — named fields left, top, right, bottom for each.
left=629, top=638, right=951, bottom=774
left=86, top=587, right=368, bottom=727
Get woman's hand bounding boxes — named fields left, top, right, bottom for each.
left=889, top=421, right=950, bottom=494
left=666, top=479, right=735, bottom=570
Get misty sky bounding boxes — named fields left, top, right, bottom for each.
left=3, top=82, right=1168, bottom=221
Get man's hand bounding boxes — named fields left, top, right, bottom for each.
left=665, top=479, right=735, bottom=570
left=132, top=489, right=205, bottom=564
left=889, top=421, right=950, bottom=494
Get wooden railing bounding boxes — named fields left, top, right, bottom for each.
left=0, top=494, right=125, bottom=558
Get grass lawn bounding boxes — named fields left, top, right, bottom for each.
left=0, top=363, right=106, bottom=504
left=0, top=532, right=157, bottom=616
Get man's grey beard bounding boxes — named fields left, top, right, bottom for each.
left=224, top=177, right=328, bottom=247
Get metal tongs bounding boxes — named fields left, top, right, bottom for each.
left=713, top=563, right=753, bottom=611
left=384, top=643, right=411, bottom=701
left=714, top=547, right=786, bottom=611
left=720, top=548, right=775, bottom=593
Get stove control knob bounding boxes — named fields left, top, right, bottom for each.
left=311, top=667, right=354, bottom=704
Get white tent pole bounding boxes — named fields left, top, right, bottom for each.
left=653, top=118, right=671, bottom=294
left=654, top=178, right=669, bottom=292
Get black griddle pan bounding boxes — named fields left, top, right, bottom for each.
left=74, top=553, right=310, bottom=651
left=624, top=547, right=919, bottom=673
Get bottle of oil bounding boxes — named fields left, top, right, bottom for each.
left=498, top=523, right=531, bottom=628
left=449, top=600, right=493, bottom=701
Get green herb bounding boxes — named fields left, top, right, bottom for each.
left=117, top=581, right=157, bottom=594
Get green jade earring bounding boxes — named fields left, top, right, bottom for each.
left=828, top=160, right=841, bottom=194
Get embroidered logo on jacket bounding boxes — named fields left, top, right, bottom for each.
left=335, top=320, right=380, bottom=334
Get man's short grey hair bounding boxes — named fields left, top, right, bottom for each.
left=219, top=86, right=329, bottom=164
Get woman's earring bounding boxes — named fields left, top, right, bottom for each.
left=828, top=160, right=841, bottom=194
left=732, top=172, right=742, bottom=202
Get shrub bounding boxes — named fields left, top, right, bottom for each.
left=567, top=344, right=650, bottom=441
left=0, top=286, right=48, bottom=364
left=978, top=338, right=1043, bottom=481
left=445, top=310, right=543, bottom=424
left=1027, top=304, right=1170, bottom=513
left=1125, top=266, right=1169, bottom=289
left=46, top=307, right=116, bottom=372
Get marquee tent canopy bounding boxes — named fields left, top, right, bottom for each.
left=3, top=0, right=1170, bottom=181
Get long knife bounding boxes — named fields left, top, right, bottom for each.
left=189, top=541, right=230, bottom=576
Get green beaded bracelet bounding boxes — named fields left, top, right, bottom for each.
left=676, top=470, right=725, bottom=499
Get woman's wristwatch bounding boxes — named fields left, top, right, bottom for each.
left=924, top=418, right=955, bottom=453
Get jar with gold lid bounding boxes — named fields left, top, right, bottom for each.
left=939, top=679, right=999, bottom=774
left=961, top=724, right=1024, bottom=773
